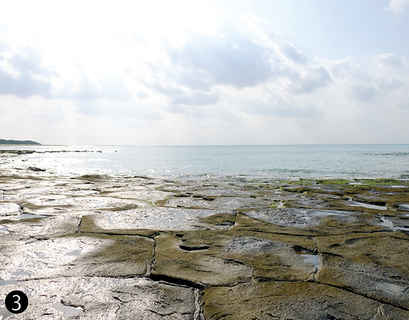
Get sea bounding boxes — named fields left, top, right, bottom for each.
left=1, top=144, right=409, bottom=180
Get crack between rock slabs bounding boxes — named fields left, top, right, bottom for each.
left=316, top=281, right=409, bottom=312
left=147, top=237, right=156, bottom=276
left=80, top=230, right=159, bottom=240
left=112, top=295, right=134, bottom=304
left=243, top=229, right=317, bottom=238
left=310, top=236, right=319, bottom=253
left=114, top=305, right=120, bottom=317
left=311, top=236, right=320, bottom=281
left=227, top=210, right=238, bottom=230
left=76, top=216, right=83, bottom=233
left=147, top=309, right=177, bottom=317
left=149, top=274, right=206, bottom=290
left=194, top=288, right=205, bottom=320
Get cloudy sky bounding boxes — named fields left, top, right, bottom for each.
left=0, top=0, right=408, bottom=145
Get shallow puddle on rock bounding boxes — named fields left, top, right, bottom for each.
left=11, top=270, right=31, bottom=278
left=348, top=201, right=387, bottom=210
left=100, top=208, right=217, bottom=230
left=51, top=301, right=83, bottom=317
left=248, top=208, right=355, bottom=228
left=300, top=254, right=319, bottom=268
left=0, top=225, right=9, bottom=232
left=0, top=237, right=112, bottom=281
left=0, top=278, right=19, bottom=286
left=0, top=308, right=12, bottom=320
left=380, top=217, right=394, bottom=229
left=394, top=226, right=409, bottom=232
left=271, top=201, right=285, bottom=209
left=15, top=213, right=49, bottom=220
left=226, top=237, right=284, bottom=253
left=397, top=204, right=409, bottom=211
left=377, top=217, right=409, bottom=232
left=66, top=249, right=82, bottom=257
left=107, top=212, right=115, bottom=225
left=376, top=282, right=407, bottom=295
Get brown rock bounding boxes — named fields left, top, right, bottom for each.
left=203, top=281, right=409, bottom=319
left=316, top=231, right=409, bottom=309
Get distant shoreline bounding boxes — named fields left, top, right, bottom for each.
left=0, top=144, right=40, bottom=146
left=0, top=139, right=41, bottom=145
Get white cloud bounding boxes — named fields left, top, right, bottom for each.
left=170, top=92, right=220, bottom=107
left=244, top=15, right=332, bottom=94
left=242, top=98, right=322, bottom=118
left=283, top=65, right=332, bottom=94
left=244, top=14, right=307, bottom=65
left=78, top=100, right=161, bottom=120
left=0, top=4, right=408, bottom=145
left=165, top=26, right=274, bottom=90
left=373, top=53, right=408, bottom=69
left=320, top=57, right=406, bottom=103
left=0, top=13, right=333, bottom=123
left=375, top=76, right=404, bottom=91
left=387, top=0, right=409, bottom=12
left=0, top=45, right=53, bottom=98
left=0, top=44, right=131, bottom=101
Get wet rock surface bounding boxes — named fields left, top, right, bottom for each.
left=0, top=277, right=197, bottom=319
left=202, top=281, right=409, bottom=319
left=1, top=167, right=409, bottom=319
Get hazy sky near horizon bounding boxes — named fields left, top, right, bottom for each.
left=0, top=0, right=408, bottom=145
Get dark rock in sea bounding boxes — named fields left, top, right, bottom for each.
left=0, top=150, right=36, bottom=155
left=27, top=166, right=46, bottom=172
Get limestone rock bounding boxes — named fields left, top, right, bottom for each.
left=0, top=277, right=197, bottom=319
left=202, top=281, right=409, bottom=320
left=316, top=231, right=409, bottom=309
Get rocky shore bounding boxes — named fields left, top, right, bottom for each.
left=0, top=164, right=409, bottom=319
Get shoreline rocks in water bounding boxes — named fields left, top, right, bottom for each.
left=0, top=149, right=102, bottom=155
left=0, top=169, right=409, bottom=319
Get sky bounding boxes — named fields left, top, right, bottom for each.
left=0, top=0, right=408, bottom=145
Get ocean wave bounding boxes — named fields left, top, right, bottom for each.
left=364, top=152, right=409, bottom=156
left=262, top=168, right=316, bottom=173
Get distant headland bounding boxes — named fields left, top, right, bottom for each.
left=0, top=139, right=42, bottom=145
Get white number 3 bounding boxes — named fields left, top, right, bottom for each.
left=12, top=294, right=21, bottom=311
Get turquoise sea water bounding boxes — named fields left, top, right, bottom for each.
left=1, top=144, right=409, bottom=179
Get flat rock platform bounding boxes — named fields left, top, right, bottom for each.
left=1, top=166, right=409, bottom=319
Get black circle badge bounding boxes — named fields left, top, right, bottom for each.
left=5, top=290, right=28, bottom=314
